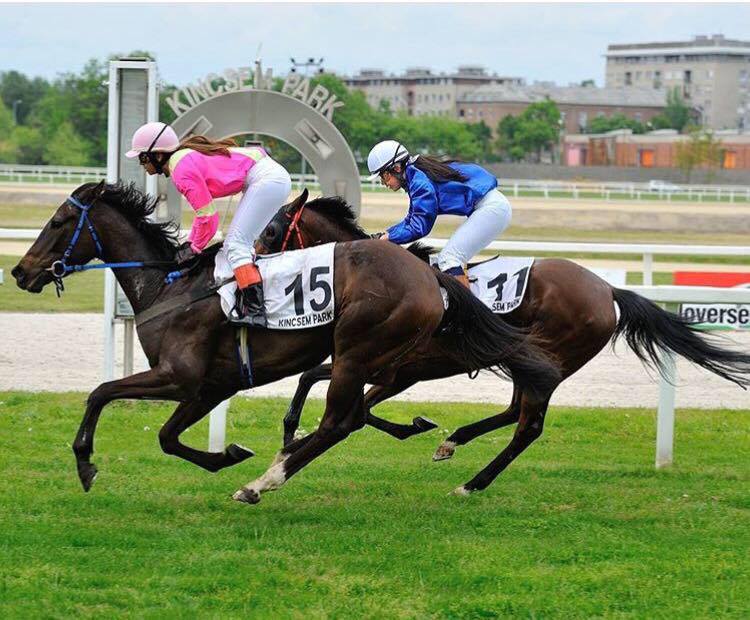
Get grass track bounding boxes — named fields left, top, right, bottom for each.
left=1, top=392, right=748, bottom=618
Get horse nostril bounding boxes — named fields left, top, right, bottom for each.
left=11, top=265, right=23, bottom=280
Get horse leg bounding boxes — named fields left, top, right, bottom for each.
left=433, top=385, right=522, bottom=461
left=453, top=394, right=551, bottom=496
left=72, top=366, right=193, bottom=492
left=233, top=365, right=366, bottom=505
left=282, top=363, right=332, bottom=446
left=363, top=383, right=438, bottom=440
left=158, top=397, right=254, bottom=472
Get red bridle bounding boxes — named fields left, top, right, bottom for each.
left=280, top=204, right=306, bottom=251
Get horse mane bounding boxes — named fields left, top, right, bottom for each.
left=406, top=242, right=434, bottom=263
left=89, top=182, right=180, bottom=260
left=303, top=196, right=369, bottom=240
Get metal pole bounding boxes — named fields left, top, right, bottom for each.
left=208, top=400, right=230, bottom=452
left=656, top=349, right=677, bottom=469
left=103, top=63, right=120, bottom=382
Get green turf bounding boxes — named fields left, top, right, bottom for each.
left=0, top=392, right=747, bottom=618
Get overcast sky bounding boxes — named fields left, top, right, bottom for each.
left=2, top=3, right=749, bottom=87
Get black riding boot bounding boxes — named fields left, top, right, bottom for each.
left=231, top=282, right=267, bottom=327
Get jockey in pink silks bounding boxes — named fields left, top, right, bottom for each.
left=125, top=122, right=291, bottom=327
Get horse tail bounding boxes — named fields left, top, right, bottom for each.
left=434, top=270, right=561, bottom=401
left=612, top=287, right=750, bottom=388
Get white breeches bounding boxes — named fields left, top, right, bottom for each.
left=225, top=156, right=292, bottom=270
left=437, top=190, right=512, bottom=272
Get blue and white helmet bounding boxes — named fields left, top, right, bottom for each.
left=367, top=140, right=409, bottom=181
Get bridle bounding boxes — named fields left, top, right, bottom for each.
left=280, top=203, right=306, bottom=251
left=46, top=194, right=177, bottom=296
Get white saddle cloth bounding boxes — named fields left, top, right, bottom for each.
left=214, top=243, right=336, bottom=329
left=467, top=256, right=534, bottom=314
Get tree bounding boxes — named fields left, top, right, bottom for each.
left=494, top=99, right=561, bottom=162
left=650, top=87, right=692, bottom=132
left=586, top=113, right=646, bottom=135
left=43, top=121, right=91, bottom=165
left=0, top=98, right=18, bottom=162
left=674, top=128, right=723, bottom=182
left=0, top=70, right=50, bottom=125
left=466, top=121, right=493, bottom=161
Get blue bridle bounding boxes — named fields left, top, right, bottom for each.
left=47, top=194, right=181, bottom=295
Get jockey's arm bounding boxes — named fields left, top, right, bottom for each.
left=385, top=181, right=438, bottom=245
left=188, top=203, right=220, bottom=253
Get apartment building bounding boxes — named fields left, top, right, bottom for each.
left=343, top=66, right=523, bottom=116
left=605, top=34, right=750, bottom=130
left=457, top=84, right=666, bottom=135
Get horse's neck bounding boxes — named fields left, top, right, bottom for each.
left=98, top=216, right=170, bottom=315
left=308, top=212, right=363, bottom=244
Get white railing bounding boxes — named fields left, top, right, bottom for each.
left=500, top=178, right=750, bottom=203
left=0, top=164, right=107, bottom=184
left=3, top=165, right=750, bottom=202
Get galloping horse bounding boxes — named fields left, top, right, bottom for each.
left=259, top=190, right=750, bottom=492
left=12, top=181, right=561, bottom=503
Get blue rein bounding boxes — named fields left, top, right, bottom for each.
left=48, top=194, right=180, bottom=294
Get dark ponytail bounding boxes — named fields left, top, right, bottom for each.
left=410, top=155, right=468, bottom=183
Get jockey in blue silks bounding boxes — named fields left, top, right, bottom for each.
left=367, top=140, right=512, bottom=286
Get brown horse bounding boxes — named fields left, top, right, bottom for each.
left=11, top=181, right=561, bottom=503
left=259, top=190, right=750, bottom=493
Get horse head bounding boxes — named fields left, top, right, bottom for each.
left=257, top=188, right=369, bottom=254
left=12, top=181, right=107, bottom=293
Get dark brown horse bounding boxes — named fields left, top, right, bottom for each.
left=12, top=181, right=561, bottom=503
left=260, top=190, right=750, bottom=493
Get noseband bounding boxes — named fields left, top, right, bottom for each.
left=280, top=204, right=306, bottom=251
left=46, top=194, right=177, bottom=296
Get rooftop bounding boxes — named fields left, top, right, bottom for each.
left=458, top=84, right=669, bottom=107
left=606, top=34, right=750, bottom=56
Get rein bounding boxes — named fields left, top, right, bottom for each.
left=280, top=204, right=306, bottom=251
left=48, top=195, right=177, bottom=296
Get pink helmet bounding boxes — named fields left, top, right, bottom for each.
left=125, top=122, right=180, bottom=158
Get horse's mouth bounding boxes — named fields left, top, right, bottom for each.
left=16, top=270, right=52, bottom=293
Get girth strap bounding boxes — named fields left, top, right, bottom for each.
left=134, top=277, right=233, bottom=328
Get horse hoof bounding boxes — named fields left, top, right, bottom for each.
left=413, top=416, right=438, bottom=432
left=450, top=485, right=472, bottom=497
left=232, top=487, right=260, bottom=505
left=433, top=441, right=456, bottom=461
left=77, top=462, right=98, bottom=492
left=226, top=443, right=255, bottom=463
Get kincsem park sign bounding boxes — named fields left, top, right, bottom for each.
left=165, top=68, right=345, bottom=120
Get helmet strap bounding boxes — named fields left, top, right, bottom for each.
left=144, top=124, right=172, bottom=175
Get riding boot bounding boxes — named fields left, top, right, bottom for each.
left=444, top=266, right=470, bottom=289
left=231, top=264, right=267, bottom=327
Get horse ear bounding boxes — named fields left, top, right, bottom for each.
left=86, top=180, right=107, bottom=200
left=287, top=188, right=308, bottom=212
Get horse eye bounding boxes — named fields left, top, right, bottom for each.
left=50, top=219, right=63, bottom=229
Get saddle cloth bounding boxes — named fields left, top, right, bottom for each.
left=214, top=243, right=336, bottom=329
left=467, top=256, right=534, bottom=314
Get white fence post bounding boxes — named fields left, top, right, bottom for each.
left=656, top=349, right=677, bottom=468
left=642, top=253, right=654, bottom=286
left=208, top=400, right=230, bottom=452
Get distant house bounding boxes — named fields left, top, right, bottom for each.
left=563, top=129, right=750, bottom=169
left=456, top=83, right=668, bottom=135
